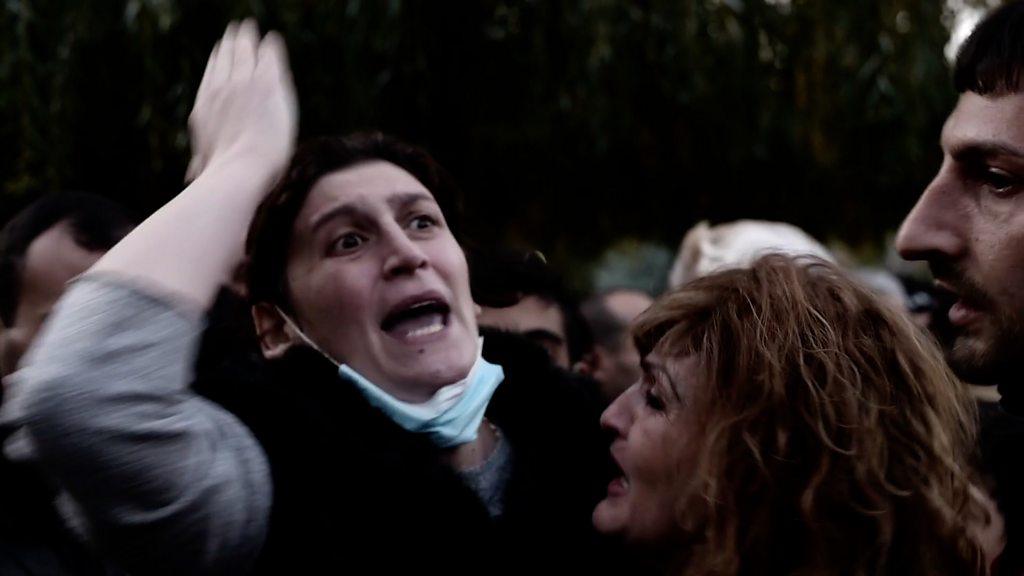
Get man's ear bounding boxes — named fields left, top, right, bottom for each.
left=252, top=302, right=301, bottom=360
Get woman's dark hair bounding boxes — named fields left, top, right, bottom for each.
left=245, top=132, right=463, bottom=312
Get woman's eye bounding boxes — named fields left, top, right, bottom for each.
left=645, top=388, right=666, bottom=412
left=331, top=233, right=364, bottom=253
left=409, top=215, right=437, bottom=230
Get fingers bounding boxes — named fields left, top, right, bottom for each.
left=232, top=18, right=259, bottom=81
left=185, top=18, right=297, bottom=184
left=256, top=30, right=298, bottom=122
left=256, top=30, right=290, bottom=83
left=193, top=40, right=219, bottom=112
left=210, top=21, right=239, bottom=87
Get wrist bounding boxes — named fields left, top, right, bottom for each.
left=194, top=152, right=287, bottom=205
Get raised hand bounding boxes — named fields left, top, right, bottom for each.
left=185, top=19, right=298, bottom=185
left=90, top=21, right=299, bottom=308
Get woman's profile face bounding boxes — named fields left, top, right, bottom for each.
left=283, top=160, right=479, bottom=402
left=593, top=348, right=701, bottom=544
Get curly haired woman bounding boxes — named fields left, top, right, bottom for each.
left=593, top=255, right=999, bottom=575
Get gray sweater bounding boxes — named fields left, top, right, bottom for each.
left=0, top=275, right=272, bottom=575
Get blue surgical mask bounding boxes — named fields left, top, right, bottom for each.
left=339, top=341, right=503, bottom=447
left=278, top=309, right=504, bottom=448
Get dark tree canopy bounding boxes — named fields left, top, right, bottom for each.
left=0, top=0, right=994, bottom=287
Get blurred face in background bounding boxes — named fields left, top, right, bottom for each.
left=1, top=221, right=104, bottom=378
left=478, top=295, right=570, bottom=368
left=587, top=290, right=652, bottom=401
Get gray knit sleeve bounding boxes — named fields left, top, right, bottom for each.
left=0, top=275, right=272, bottom=575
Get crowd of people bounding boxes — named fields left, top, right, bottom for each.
left=1, top=2, right=1024, bottom=575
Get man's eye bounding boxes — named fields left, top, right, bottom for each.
left=984, top=168, right=1018, bottom=196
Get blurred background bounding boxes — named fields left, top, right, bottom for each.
left=0, top=0, right=1002, bottom=291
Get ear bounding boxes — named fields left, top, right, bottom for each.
left=252, top=302, right=300, bottom=360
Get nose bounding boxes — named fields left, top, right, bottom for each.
left=896, top=163, right=968, bottom=264
left=600, top=382, right=640, bottom=439
left=381, top=225, right=428, bottom=279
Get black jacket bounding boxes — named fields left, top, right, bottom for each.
left=196, top=325, right=629, bottom=575
left=980, top=383, right=1024, bottom=576
left=0, top=431, right=116, bottom=576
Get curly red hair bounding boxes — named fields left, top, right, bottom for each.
left=634, top=255, right=987, bottom=575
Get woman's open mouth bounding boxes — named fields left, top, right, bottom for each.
left=381, top=298, right=451, bottom=342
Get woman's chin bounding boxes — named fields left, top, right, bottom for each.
left=592, top=498, right=625, bottom=535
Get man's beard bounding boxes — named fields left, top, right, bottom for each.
left=930, top=263, right=1024, bottom=384
left=943, top=324, right=1022, bottom=384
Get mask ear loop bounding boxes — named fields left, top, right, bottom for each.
left=274, top=305, right=342, bottom=367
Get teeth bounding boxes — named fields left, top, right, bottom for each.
left=405, top=322, right=443, bottom=338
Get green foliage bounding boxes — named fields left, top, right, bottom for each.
left=0, top=0, right=992, bottom=276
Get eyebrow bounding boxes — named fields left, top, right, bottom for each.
left=947, top=139, right=1024, bottom=161
left=308, top=191, right=436, bottom=235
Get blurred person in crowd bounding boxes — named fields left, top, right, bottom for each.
left=896, top=2, right=1024, bottom=573
left=667, top=219, right=834, bottom=290
left=0, top=192, right=134, bottom=575
left=472, top=248, right=592, bottom=370
left=594, top=255, right=998, bottom=575
left=0, top=21, right=623, bottom=576
left=900, top=275, right=940, bottom=331
left=0, top=193, right=135, bottom=381
left=851, top=266, right=909, bottom=312
left=577, top=288, right=652, bottom=405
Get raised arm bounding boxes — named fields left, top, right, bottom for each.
left=93, top=19, right=297, bottom=308
left=1, top=21, right=297, bottom=575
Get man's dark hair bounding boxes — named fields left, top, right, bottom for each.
left=246, top=132, right=463, bottom=312
left=467, top=246, right=593, bottom=364
left=954, top=0, right=1024, bottom=95
left=0, top=192, right=135, bottom=327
